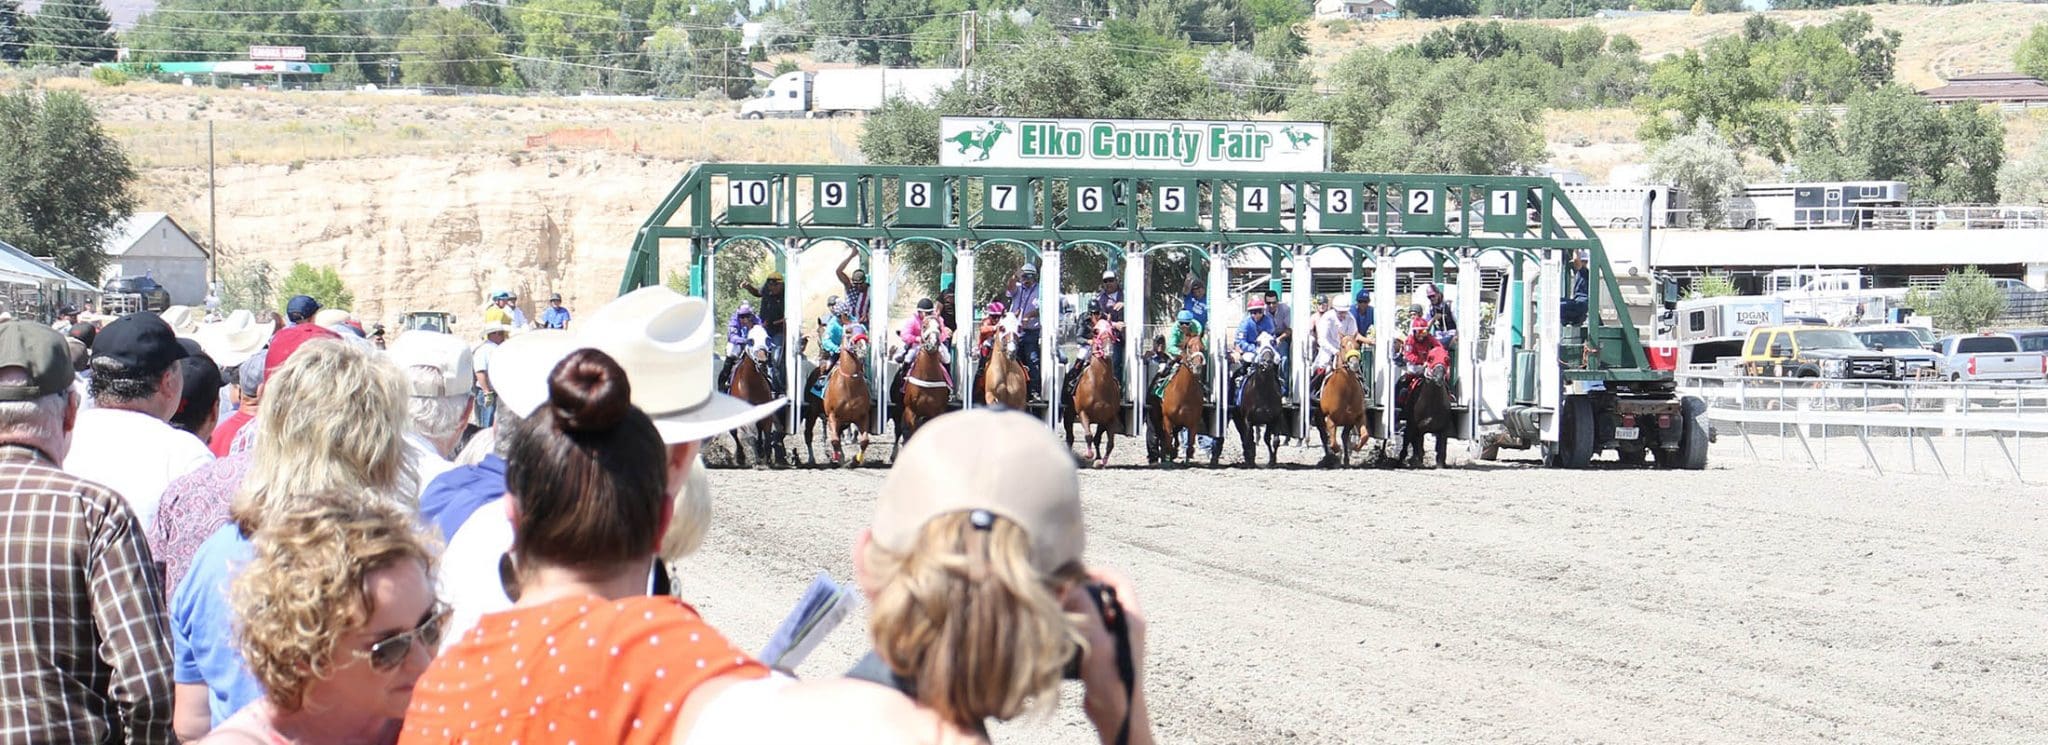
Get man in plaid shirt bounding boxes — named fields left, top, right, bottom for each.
left=0, top=320, right=173, bottom=743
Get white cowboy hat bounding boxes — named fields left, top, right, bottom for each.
left=160, top=305, right=200, bottom=335
left=496, top=288, right=786, bottom=445
left=191, top=309, right=267, bottom=369
left=1332, top=293, right=1354, bottom=311
left=478, top=322, right=512, bottom=338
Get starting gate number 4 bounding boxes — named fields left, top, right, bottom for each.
left=1243, top=186, right=1270, bottom=213
left=820, top=182, right=848, bottom=209
left=1407, top=188, right=1435, bottom=215
left=728, top=179, right=769, bottom=208
left=990, top=184, right=1018, bottom=211
left=1077, top=185, right=1104, bottom=213
left=905, top=182, right=933, bottom=209
left=1159, top=186, right=1186, bottom=213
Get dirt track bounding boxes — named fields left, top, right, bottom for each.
left=683, top=448, right=2045, bottom=743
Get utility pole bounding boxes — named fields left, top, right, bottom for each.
left=208, top=120, right=218, bottom=286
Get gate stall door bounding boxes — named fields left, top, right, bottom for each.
left=869, top=247, right=893, bottom=433
left=1455, top=254, right=1483, bottom=440
left=1208, top=253, right=1229, bottom=438
left=783, top=244, right=803, bottom=432
left=1374, top=253, right=1400, bottom=439
left=1039, top=249, right=1062, bottom=425
left=1123, top=253, right=1146, bottom=442
left=954, top=250, right=977, bottom=410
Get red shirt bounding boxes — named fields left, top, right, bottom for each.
left=400, top=595, right=765, bottom=745
left=207, top=410, right=253, bottom=457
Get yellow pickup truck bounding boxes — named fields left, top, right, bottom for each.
left=1739, top=325, right=1899, bottom=380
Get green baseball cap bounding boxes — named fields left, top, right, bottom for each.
left=0, top=321, right=75, bottom=402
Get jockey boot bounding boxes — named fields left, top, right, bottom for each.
left=717, top=356, right=737, bottom=392
left=890, top=364, right=908, bottom=400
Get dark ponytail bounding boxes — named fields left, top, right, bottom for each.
left=506, top=349, right=668, bottom=573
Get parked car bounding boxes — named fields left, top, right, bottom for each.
left=1933, top=333, right=2047, bottom=383
left=100, top=276, right=172, bottom=314
left=1852, top=327, right=1942, bottom=379
left=1740, top=325, right=1899, bottom=380
left=1783, top=314, right=1830, bottom=326
left=2009, top=328, right=2048, bottom=354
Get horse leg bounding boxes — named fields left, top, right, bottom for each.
left=1099, top=425, right=1113, bottom=468
left=1434, top=431, right=1448, bottom=469
left=729, top=430, right=747, bottom=467
left=1236, top=418, right=1255, bottom=467
left=1265, top=426, right=1279, bottom=466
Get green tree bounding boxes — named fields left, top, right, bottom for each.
left=1793, top=86, right=2003, bottom=203
left=1294, top=48, right=1546, bottom=174
left=1243, top=0, right=1309, bottom=30
left=277, top=263, right=355, bottom=313
left=1687, top=273, right=1738, bottom=300
left=0, top=0, right=26, bottom=64
left=0, top=90, right=134, bottom=282
left=398, top=8, right=510, bottom=87
left=1649, top=119, right=1746, bottom=228
left=1997, top=135, right=2048, bottom=205
left=25, top=0, right=115, bottom=63
left=127, top=0, right=383, bottom=78
left=219, top=260, right=276, bottom=315
left=1403, top=0, right=1477, bottom=19
left=1910, top=266, right=2006, bottom=333
left=2016, top=25, right=2048, bottom=82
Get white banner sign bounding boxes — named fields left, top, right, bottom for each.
left=249, top=45, right=308, bottom=61
left=940, top=117, right=1328, bottom=172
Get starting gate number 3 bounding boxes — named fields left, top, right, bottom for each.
left=1406, top=188, right=1435, bottom=215
left=728, top=179, right=769, bottom=208
left=905, top=181, right=934, bottom=209
left=990, top=184, right=1018, bottom=211
left=1326, top=187, right=1352, bottom=214
left=1158, top=186, right=1186, bottom=212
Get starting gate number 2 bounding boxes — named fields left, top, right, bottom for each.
left=905, top=181, right=933, bottom=209
left=1407, top=188, right=1435, bottom=215
left=728, top=179, right=769, bottom=208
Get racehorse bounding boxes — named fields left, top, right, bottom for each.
left=1070, top=335, right=1122, bottom=468
left=1397, top=365, right=1455, bottom=468
left=984, top=326, right=1029, bottom=410
left=1314, top=335, right=1370, bottom=467
left=1151, top=334, right=1213, bottom=466
left=726, top=347, right=786, bottom=468
left=894, top=323, right=952, bottom=449
left=1231, top=341, right=1286, bottom=467
left=821, top=337, right=873, bottom=467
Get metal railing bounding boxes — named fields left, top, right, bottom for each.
left=1680, top=373, right=2048, bottom=482
left=1664, top=205, right=2048, bottom=231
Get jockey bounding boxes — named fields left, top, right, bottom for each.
left=1230, top=295, right=1282, bottom=398
left=1423, top=282, right=1458, bottom=346
left=819, top=302, right=854, bottom=374
left=718, top=306, right=781, bottom=394
left=1149, top=310, right=1205, bottom=397
left=976, top=301, right=1006, bottom=360
left=1310, top=293, right=1360, bottom=400
left=895, top=298, right=953, bottom=365
left=1396, top=316, right=1449, bottom=410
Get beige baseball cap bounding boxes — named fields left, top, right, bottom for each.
left=871, top=410, right=1084, bottom=573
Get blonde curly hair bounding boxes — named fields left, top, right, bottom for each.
left=232, top=492, right=437, bottom=713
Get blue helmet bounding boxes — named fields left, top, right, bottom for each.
left=1176, top=310, right=1195, bottom=323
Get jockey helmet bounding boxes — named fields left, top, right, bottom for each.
left=832, top=302, right=853, bottom=317
left=916, top=298, right=935, bottom=313
left=985, top=301, right=1005, bottom=315
left=1247, top=296, right=1267, bottom=310
left=1410, top=316, right=1430, bottom=334
left=735, top=304, right=755, bottom=318
left=1176, top=309, right=1195, bottom=324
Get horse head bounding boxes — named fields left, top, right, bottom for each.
left=918, top=321, right=944, bottom=352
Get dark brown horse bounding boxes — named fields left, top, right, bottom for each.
left=726, top=348, right=785, bottom=468
left=895, top=324, right=951, bottom=449
left=984, top=327, right=1029, bottom=410
left=1153, top=334, right=1212, bottom=465
left=1071, top=338, right=1122, bottom=468
left=822, top=340, right=873, bottom=467
left=1315, top=335, right=1370, bottom=467
left=1397, top=366, right=1454, bottom=468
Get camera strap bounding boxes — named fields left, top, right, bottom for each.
left=1102, top=587, right=1136, bottom=745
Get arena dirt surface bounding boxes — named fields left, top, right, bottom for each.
left=682, top=441, right=2044, bottom=743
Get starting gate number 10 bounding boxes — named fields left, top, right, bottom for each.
left=1406, top=188, right=1435, bottom=215
left=728, top=179, right=769, bottom=208
left=904, top=182, right=933, bottom=209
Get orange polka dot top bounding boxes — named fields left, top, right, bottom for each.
left=399, top=595, right=766, bottom=745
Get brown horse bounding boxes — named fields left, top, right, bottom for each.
left=1071, top=339, right=1122, bottom=468
left=822, top=339, right=873, bottom=467
left=726, top=348, right=785, bottom=468
left=984, top=328, right=1029, bottom=409
left=1153, top=334, right=1212, bottom=465
left=895, top=324, right=951, bottom=449
left=1315, top=335, right=1370, bottom=467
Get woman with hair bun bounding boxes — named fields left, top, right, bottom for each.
left=399, top=348, right=767, bottom=745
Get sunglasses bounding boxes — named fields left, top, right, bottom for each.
left=358, top=603, right=450, bottom=672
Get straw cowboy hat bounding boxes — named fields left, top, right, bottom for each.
left=191, top=310, right=266, bottom=369
left=312, top=308, right=352, bottom=328
left=159, top=305, right=201, bottom=335
left=494, top=287, right=786, bottom=444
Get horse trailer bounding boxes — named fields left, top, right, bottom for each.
left=1731, top=181, right=1909, bottom=229
left=1559, top=184, right=1685, bottom=228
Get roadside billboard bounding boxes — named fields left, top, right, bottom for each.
left=939, top=117, right=1328, bottom=172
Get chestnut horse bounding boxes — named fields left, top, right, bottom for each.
left=1071, top=336, right=1123, bottom=468
left=822, top=338, right=873, bottom=467
left=894, top=324, right=951, bottom=448
left=1315, top=335, right=1369, bottom=467
left=984, top=327, right=1028, bottom=409
left=1153, top=334, right=1213, bottom=465
left=726, top=348, right=785, bottom=468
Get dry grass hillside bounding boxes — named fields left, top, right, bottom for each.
left=1306, top=4, right=2048, bottom=89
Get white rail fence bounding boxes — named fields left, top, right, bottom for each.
left=1681, top=374, right=2048, bottom=483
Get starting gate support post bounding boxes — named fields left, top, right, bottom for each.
left=870, top=241, right=893, bottom=434
left=1374, top=249, right=1400, bottom=440
left=1349, top=251, right=1366, bottom=296
left=783, top=238, right=803, bottom=433
left=1289, top=247, right=1314, bottom=440
left=1456, top=250, right=1482, bottom=440
left=1208, top=245, right=1229, bottom=438
left=1534, top=255, right=1562, bottom=445
left=1124, top=242, right=1146, bottom=444
left=1039, top=243, right=1062, bottom=426
left=955, top=244, right=977, bottom=410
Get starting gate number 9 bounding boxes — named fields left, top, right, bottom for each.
left=1326, top=187, right=1352, bottom=214
left=1243, top=186, right=1269, bottom=213
left=905, top=181, right=932, bottom=209
left=1159, top=186, right=1186, bottom=213
left=989, top=184, right=1017, bottom=211
left=1407, top=188, right=1435, bottom=215
left=820, top=182, right=848, bottom=209
left=728, top=179, right=769, bottom=208
left=1077, top=186, right=1104, bottom=213
left=1491, top=190, right=1517, bottom=215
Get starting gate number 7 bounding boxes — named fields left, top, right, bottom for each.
left=990, top=184, right=1017, bottom=211
left=728, top=179, right=769, bottom=208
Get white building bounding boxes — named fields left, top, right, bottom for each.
left=101, top=213, right=209, bottom=305
left=1314, top=0, right=1395, bottom=19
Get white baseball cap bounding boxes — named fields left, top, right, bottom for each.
left=386, top=330, right=474, bottom=398
left=871, top=410, right=1084, bottom=573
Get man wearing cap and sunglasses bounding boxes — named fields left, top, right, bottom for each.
left=1006, top=264, right=1045, bottom=399
left=0, top=320, right=175, bottom=743
left=540, top=293, right=571, bottom=330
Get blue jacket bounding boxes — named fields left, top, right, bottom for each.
left=1182, top=294, right=1209, bottom=326
left=822, top=318, right=845, bottom=355
left=1235, top=312, right=1278, bottom=354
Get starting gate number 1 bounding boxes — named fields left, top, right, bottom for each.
left=990, top=184, right=1017, bottom=211
left=728, top=179, right=769, bottom=208
left=1326, top=187, right=1352, bottom=214
left=1077, top=186, right=1104, bottom=213
left=1159, top=186, right=1186, bottom=212
left=1407, top=188, right=1435, bottom=215
left=1491, top=190, right=1518, bottom=214
left=905, top=182, right=932, bottom=209
left=1244, top=186, right=1269, bottom=213
left=820, top=182, right=848, bottom=209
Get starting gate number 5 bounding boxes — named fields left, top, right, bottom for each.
left=820, top=182, right=847, bottom=209
left=1407, top=188, right=1435, bottom=215
left=1159, top=186, right=1186, bottom=213
left=1244, top=186, right=1269, bottom=213
left=729, top=179, right=769, bottom=208
left=1327, top=187, right=1352, bottom=214
left=905, top=181, right=932, bottom=209
left=990, top=184, right=1017, bottom=211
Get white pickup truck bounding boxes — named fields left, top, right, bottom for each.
left=1934, top=333, right=2047, bottom=383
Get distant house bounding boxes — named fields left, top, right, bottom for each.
left=1314, top=0, right=1396, bottom=20
left=101, top=213, right=209, bottom=305
left=1918, top=72, right=2048, bottom=106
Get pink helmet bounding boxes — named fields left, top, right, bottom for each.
left=1411, top=316, right=1430, bottom=333
left=1247, top=296, right=1267, bottom=310
left=986, top=301, right=1005, bottom=314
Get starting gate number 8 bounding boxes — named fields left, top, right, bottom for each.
left=1407, top=189, right=1435, bottom=215
left=729, top=179, right=769, bottom=208
left=820, top=182, right=847, bottom=209
left=905, top=182, right=932, bottom=209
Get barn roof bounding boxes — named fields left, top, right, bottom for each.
left=1919, top=72, right=2048, bottom=104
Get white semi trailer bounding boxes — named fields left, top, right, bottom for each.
left=740, top=68, right=965, bottom=119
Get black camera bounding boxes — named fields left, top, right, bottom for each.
left=1064, top=583, right=1128, bottom=680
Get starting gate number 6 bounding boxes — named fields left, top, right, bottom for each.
left=1077, top=186, right=1104, bottom=213
left=820, top=182, right=847, bottom=209
left=729, top=179, right=769, bottom=208
left=990, top=184, right=1017, bottom=211
left=1407, top=188, right=1435, bottom=215
left=905, top=181, right=932, bottom=209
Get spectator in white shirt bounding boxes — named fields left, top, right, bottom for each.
left=385, top=331, right=475, bottom=496
left=65, top=312, right=213, bottom=533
